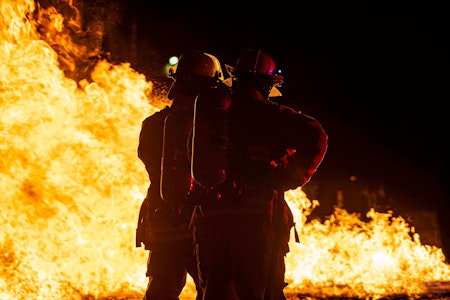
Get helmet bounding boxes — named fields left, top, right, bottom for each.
left=168, top=51, right=224, bottom=81
left=167, top=51, right=224, bottom=100
left=225, top=49, right=283, bottom=84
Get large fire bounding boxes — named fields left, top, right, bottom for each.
left=1, top=1, right=449, bottom=299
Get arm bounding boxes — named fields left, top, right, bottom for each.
left=276, top=107, right=328, bottom=191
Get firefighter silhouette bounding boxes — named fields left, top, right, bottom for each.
left=136, top=50, right=226, bottom=300
left=189, top=49, right=328, bottom=300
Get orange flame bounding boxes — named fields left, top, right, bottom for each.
left=1, top=1, right=449, bottom=299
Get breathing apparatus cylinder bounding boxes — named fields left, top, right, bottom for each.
left=191, top=88, right=232, bottom=190
left=160, top=109, right=193, bottom=209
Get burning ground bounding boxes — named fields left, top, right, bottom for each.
left=1, top=1, right=449, bottom=299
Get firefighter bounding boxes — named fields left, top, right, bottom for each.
left=189, top=49, right=328, bottom=300
left=136, top=50, right=227, bottom=300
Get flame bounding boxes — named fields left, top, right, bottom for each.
left=1, top=1, right=449, bottom=299
left=285, top=191, right=450, bottom=298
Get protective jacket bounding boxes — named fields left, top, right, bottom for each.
left=191, top=85, right=327, bottom=216
left=136, top=105, right=193, bottom=249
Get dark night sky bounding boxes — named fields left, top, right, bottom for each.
left=98, top=0, right=450, bottom=214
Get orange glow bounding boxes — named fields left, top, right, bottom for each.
left=1, top=1, right=449, bottom=299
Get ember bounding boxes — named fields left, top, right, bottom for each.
left=1, top=1, right=449, bottom=299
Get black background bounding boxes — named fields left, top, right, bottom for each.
left=39, top=0, right=450, bottom=223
